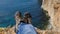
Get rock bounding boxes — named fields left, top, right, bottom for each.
left=42, top=0, right=60, bottom=32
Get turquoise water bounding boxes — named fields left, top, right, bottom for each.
left=0, top=0, right=43, bottom=27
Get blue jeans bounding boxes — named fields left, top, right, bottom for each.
left=16, top=22, right=37, bottom=34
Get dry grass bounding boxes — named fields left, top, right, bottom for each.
left=0, top=28, right=60, bottom=34
left=0, top=28, right=16, bottom=34
left=36, top=28, right=60, bottom=34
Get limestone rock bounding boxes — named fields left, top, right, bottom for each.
left=42, top=0, right=60, bottom=32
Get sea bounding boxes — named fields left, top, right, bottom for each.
left=0, top=0, right=43, bottom=28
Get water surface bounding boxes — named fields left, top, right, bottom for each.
left=0, top=0, right=43, bottom=27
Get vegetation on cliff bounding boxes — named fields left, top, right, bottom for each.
left=37, top=9, right=50, bottom=30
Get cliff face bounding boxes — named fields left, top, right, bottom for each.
left=42, top=0, right=60, bottom=31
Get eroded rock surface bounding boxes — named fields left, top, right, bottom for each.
left=42, top=0, right=60, bottom=32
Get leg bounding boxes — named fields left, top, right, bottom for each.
left=24, top=12, right=32, bottom=24
left=15, top=11, right=22, bottom=32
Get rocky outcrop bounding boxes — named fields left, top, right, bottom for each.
left=0, top=28, right=16, bottom=34
left=42, top=0, right=60, bottom=32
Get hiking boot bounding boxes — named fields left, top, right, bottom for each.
left=15, top=11, right=22, bottom=23
left=15, top=11, right=22, bottom=32
left=23, top=12, right=32, bottom=24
